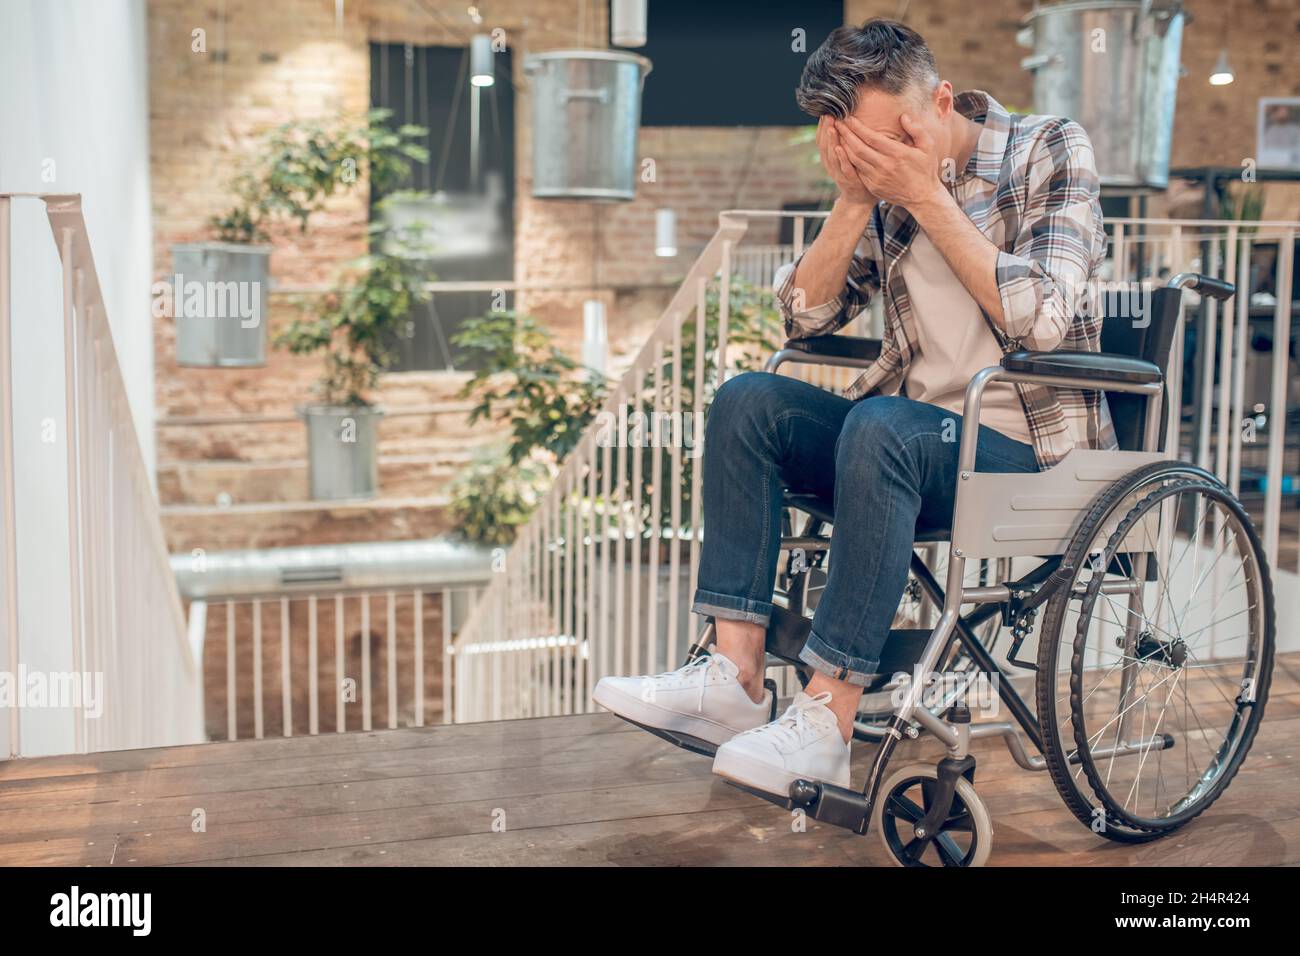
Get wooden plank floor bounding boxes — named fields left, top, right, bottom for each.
left=2, top=654, right=1298, bottom=867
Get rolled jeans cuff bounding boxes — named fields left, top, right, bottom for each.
left=799, top=630, right=880, bottom=687
left=691, top=589, right=773, bottom=628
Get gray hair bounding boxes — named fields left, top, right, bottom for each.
left=796, top=19, right=939, bottom=118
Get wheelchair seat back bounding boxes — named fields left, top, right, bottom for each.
left=1099, top=285, right=1181, bottom=452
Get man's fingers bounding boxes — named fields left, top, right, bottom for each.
left=899, top=113, right=931, bottom=150
left=835, top=146, right=876, bottom=192
left=843, top=116, right=906, bottom=156
left=835, top=121, right=889, bottom=167
left=818, top=122, right=841, bottom=175
left=838, top=133, right=888, bottom=171
left=830, top=144, right=854, bottom=182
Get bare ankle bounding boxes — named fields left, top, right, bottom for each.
left=804, top=671, right=863, bottom=744
left=713, top=618, right=767, bottom=704
left=738, top=672, right=767, bottom=705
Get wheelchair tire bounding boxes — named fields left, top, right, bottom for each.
left=1035, top=461, right=1274, bottom=842
left=873, top=763, right=992, bottom=867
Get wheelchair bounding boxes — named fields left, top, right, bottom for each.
left=626, top=272, right=1275, bottom=866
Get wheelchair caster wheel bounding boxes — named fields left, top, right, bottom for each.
left=873, top=764, right=992, bottom=867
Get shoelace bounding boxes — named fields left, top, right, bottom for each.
left=644, top=654, right=734, bottom=713
left=750, top=692, right=835, bottom=752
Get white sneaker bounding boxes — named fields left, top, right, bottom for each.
left=592, top=651, right=771, bottom=747
left=712, top=691, right=851, bottom=796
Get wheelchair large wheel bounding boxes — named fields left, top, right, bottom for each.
left=872, top=764, right=992, bottom=867
left=1035, top=461, right=1274, bottom=841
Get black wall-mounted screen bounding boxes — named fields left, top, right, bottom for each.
left=636, top=0, right=844, bottom=127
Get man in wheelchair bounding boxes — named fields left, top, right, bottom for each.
left=598, top=18, right=1117, bottom=796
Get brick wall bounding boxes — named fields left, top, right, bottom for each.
left=147, top=2, right=825, bottom=493
left=847, top=0, right=1300, bottom=177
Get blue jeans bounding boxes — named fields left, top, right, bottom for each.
left=691, top=371, right=1040, bottom=685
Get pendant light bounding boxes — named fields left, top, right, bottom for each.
left=471, top=33, right=494, bottom=87
left=1209, top=49, right=1234, bottom=86
left=654, top=207, right=677, bottom=257
left=611, top=0, right=647, bottom=48
left=582, top=300, right=608, bottom=380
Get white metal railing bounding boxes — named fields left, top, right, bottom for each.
left=171, top=538, right=493, bottom=739
left=0, top=193, right=201, bottom=756
left=733, top=243, right=796, bottom=288
left=453, top=211, right=1300, bottom=723
left=190, top=584, right=485, bottom=740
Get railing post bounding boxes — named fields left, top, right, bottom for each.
left=717, top=240, right=732, bottom=385
left=1263, top=230, right=1295, bottom=569
left=60, top=225, right=86, bottom=753
left=1229, top=238, right=1251, bottom=496
left=308, top=594, right=319, bottom=734
left=226, top=601, right=237, bottom=740
left=0, top=196, right=18, bottom=758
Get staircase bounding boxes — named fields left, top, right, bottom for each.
left=0, top=193, right=201, bottom=757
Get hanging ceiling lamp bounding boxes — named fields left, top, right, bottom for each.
left=471, top=33, right=495, bottom=87
left=581, top=300, right=608, bottom=380
left=611, top=0, right=647, bottom=48
left=654, top=207, right=677, bottom=257
left=1208, top=49, right=1234, bottom=86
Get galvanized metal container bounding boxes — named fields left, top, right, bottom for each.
left=524, top=49, right=653, bottom=201
left=300, top=404, right=384, bottom=501
left=171, top=242, right=271, bottom=366
left=1020, top=0, right=1185, bottom=189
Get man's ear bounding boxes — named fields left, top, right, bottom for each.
left=933, top=80, right=954, bottom=118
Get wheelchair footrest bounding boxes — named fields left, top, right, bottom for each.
left=724, top=778, right=871, bottom=834
left=614, top=715, right=719, bottom=758
left=789, top=779, right=872, bottom=834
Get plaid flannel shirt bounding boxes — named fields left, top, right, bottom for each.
left=773, top=90, right=1116, bottom=470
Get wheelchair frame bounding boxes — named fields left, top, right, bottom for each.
left=660, top=273, right=1236, bottom=846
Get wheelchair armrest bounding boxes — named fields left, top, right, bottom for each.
left=1001, top=350, right=1162, bottom=386
left=782, top=335, right=882, bottom=363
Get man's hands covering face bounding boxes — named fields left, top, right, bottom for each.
left=816, top=115, right=876, bottom=208
left=831, top=113, right=948, bottom=212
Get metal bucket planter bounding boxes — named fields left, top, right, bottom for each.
left=524, top=49, right=653, bottom=201
left=300, top=404, right=384, bottom=501
left=1019, top=0, right=1186, bottom=189
left=171, top=242, right=271, bottom=366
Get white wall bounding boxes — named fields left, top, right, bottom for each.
left=0, top=0, right=155, bottom=756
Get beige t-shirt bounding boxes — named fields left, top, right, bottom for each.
left=897, top=230, right=1033, bottom=445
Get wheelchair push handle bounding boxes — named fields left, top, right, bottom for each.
left=1168, top=272, right=1236, bottom=302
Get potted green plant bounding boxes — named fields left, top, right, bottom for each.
left=174, top=109, right=428, bottom=368
left=447, top=448, right=552, bottom=548
left=447, top=276, right=781, bottom=542
left=276, top=208, right=434, bottom=500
